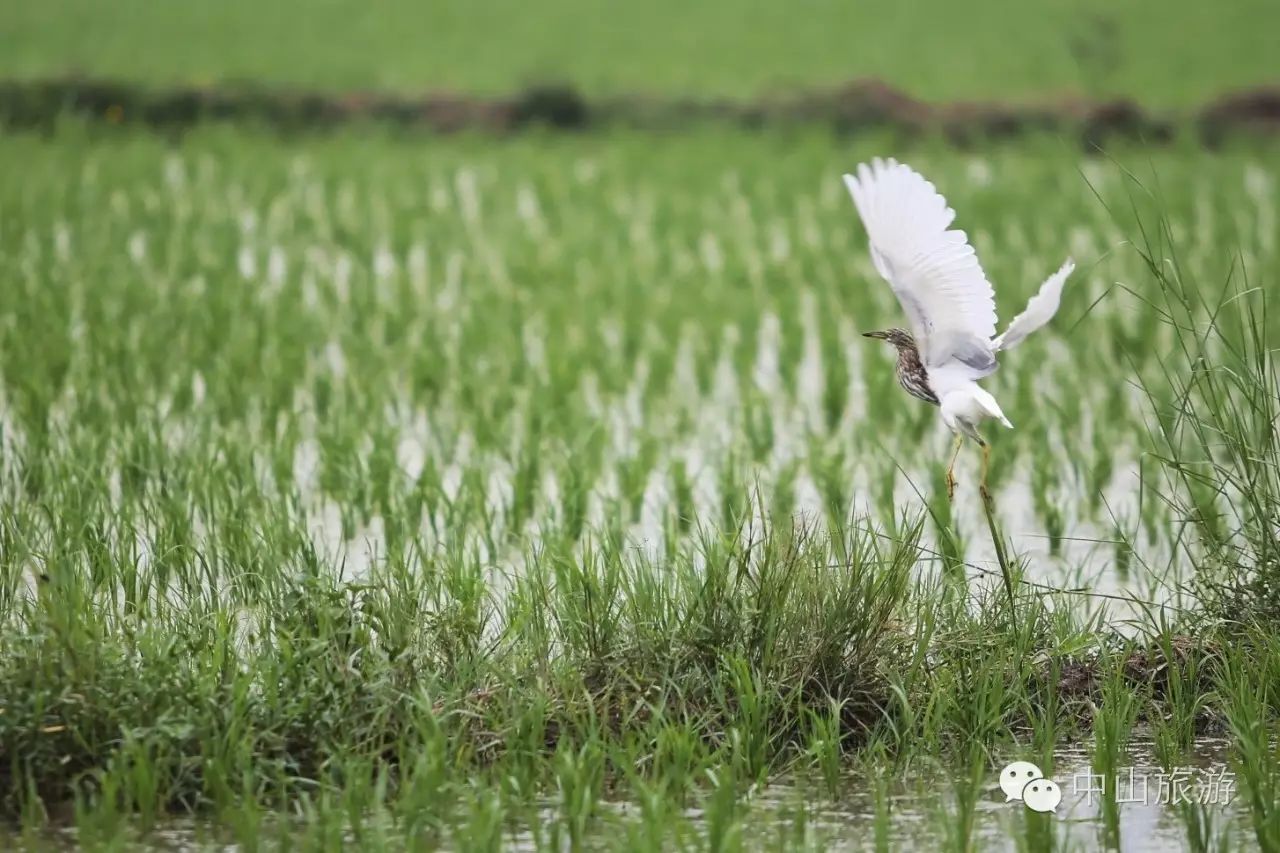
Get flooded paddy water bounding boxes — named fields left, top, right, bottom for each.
left=3, top=740, right=1248, bottom=850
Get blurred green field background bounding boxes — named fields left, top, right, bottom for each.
left=2, top=0, right=1277, bottom=105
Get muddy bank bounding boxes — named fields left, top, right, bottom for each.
left=1, top=76, right=1278, bottom=145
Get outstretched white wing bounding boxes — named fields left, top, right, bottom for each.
left=843, top=158, right=998, bottom=376
left=992, top=259, right=1075, bottom=351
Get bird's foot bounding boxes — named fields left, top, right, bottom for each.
left=946, top=468, right=958, bottom=501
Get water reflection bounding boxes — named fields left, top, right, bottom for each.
left=9, top=741, right=1243, bottom=851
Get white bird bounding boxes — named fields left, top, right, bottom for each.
left=842, top=158, right=1075, bottom=498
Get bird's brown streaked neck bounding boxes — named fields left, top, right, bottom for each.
left=862, top=328, right=940, bottom=406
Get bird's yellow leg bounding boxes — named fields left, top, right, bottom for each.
left=945, top=434, right=963, bottom=501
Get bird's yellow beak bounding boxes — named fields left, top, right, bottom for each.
left=862, top=331, right=886, bottom=340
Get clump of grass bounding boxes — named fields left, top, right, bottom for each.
left=1103, top=161, right=1280, bottom=850
left=1, top=514, right=921, bottom=826
left=1118, top=173, right=1280, bottom=631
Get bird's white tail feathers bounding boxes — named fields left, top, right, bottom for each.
left=976, top=388, right=1014, bottom=429
left=940, top=382, right=1014, bottom=437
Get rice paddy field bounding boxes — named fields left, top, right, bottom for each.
left=0, top=125, right=1277, bottom=850
left=2, top=1, right=1280, bottom=850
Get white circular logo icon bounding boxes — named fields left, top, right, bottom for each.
left=1021, top=778, right=1062, bottom=813
left=999, top=761, right=1044, bottom=802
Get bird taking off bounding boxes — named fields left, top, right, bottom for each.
left=843, top=158, right=1075, bottom=499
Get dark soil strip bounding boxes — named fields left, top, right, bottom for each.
left=2, top=76, right=1279, bottom=145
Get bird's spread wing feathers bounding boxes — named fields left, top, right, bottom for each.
left=843, top=158, right=998, bottom=375
left=992, top=259, right=1075, bottom=352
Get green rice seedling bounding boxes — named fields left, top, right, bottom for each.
left=1110, top=517, right=1135, bottom=583
left=71, top=774, right=126, bottom=853
left=550, top=541, right=625, bottom=663
left=940, top=746, right=987, bottom=853
left=226, top=798, right=267, bottom=853
left=1091, top=656, right=1140, bottom=850
left=1017, top=801, right=1056, bottom=853
left=1215, top=634, right=1280, bottom=852
left=931, top=512, right=969, bottom=587
left=872, top=773, right=892, bottom=853
left=106, top=732, right=171, bottom=832
left=802, top=697, right=846, bottom=799
left=767, top=799, right=831, bottom=852
left=649, top=720, right=709, bottom=805
left=550, top=737, right=606, bottom=851
left=618, top=773, right=678, bottom=850
left=1176, top=798, right=1233, bottom=853
left=1030, top=462, right=1065, bottom=559
left=701, top=764, right=743, bottom=853
left=15, top=775, right=50, bottom=845
left=1140, top=615, right=1208, bottom=766
left=451, top=784, right=507, bottom=853
left=717, top=656, right=778, bottom=784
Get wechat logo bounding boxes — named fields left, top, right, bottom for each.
left=999, top=762, right=1062, bottom=813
